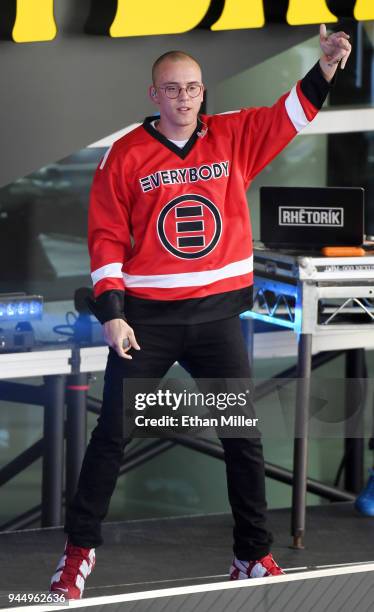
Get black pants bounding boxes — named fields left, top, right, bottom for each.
left=64, top=317, right=273, bottom=560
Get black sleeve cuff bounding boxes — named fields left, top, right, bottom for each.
left=300, top=61, right=336, bottom=110
left=86, top=290, right=126, bottom=324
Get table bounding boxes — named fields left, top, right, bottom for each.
left=242, top=247, right=374, bottom=548
left=2, top=247, right=374, bottom=535
left=0, top=347, right=109, bottom=528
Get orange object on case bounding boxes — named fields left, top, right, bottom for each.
left=321, top=246, right=366, bottom=257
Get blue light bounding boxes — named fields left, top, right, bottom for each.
left=17, top=302, right=29, bottom=316
left=30, top=301, right=42, bottom=316
left=0, top=295, right=43, bottom=321
left=242, top=310, right=296, bottom=330
left=6, top=303, right=16, bottom=317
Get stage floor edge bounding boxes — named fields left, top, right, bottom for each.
left=1, top=502, right=374, bottom=611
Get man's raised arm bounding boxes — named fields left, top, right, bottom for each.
left=231, top=23, right=352, bottom=185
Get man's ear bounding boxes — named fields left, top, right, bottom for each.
left=149, top=85, right=158, bottom=103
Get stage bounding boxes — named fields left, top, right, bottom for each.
left=1, top=501, right=374, bottom=611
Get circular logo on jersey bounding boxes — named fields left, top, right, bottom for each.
left=157, top=194, right=222, bottom=259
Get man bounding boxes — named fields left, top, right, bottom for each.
left=50, top=24, right=351, bottom=598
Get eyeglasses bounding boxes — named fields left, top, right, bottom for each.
left=156, top=83, right=203, bottom=99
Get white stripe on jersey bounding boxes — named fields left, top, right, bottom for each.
left=216, top=110, right=241, bottom=115
left=285, top=85, right=309, bottom=132
left=91, top=262, right=123, bottom=285
left=99, top=144, right=114, bottom=170
left=123, top=257, right=253, bottom=289
left=88, top=123, right=141, bottom=148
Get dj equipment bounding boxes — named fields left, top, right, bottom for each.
left=0, top=293, right=43, bottom=322
left=260, top=186, right=365, bottom=249
left=0, top=293, right=43, bottom=352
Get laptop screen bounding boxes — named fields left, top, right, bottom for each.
left=260, top=186, right=364, bottom=249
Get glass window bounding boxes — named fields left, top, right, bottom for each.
left=213, top=21, right=374, bottom=112
left=0, top=148, right=106, bottom=300
left=213, top=22, right=374, bottom=240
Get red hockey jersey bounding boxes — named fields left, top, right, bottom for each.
left=88, top=62, right=333, bottom=325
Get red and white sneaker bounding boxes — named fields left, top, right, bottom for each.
left=50, top=540, right=96, bottom=599
left=230, top=553, right=285, bottom=579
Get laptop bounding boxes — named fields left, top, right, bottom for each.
left=259, top=186, right=365, bottom=249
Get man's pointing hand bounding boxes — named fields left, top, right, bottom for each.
left=319, top=23, right=351, bottom=69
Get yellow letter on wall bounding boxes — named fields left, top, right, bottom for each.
left=287, top=0, right=337, bottom=25
left=354, top=0, right=374, bottom=20
left=110, top=0, right=211, bottom=37
left=211, top=0, right=264, bottom=31
left=12, top=0, right=56, bottom=42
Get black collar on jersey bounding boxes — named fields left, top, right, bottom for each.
left=142, top=115, right=203, bottom=160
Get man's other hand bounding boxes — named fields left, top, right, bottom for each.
left=103, top=319, right=141, bottom=359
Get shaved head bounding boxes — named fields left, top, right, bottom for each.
left=149, top=50, right=204, bottom=139
left=152, top=51, right=201, bottom=85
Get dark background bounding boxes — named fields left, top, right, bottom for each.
left=0, top=0, right=317, bottom=187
